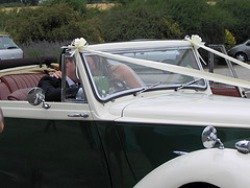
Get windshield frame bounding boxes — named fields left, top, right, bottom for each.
left=81, top=46, right=207, bottom=102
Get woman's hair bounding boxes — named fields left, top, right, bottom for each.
left=86, top=54, right=110, bottom=76
left=64, top=56, right=75, bottom=64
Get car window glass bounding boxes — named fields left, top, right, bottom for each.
left=61, top=54, right=87, bottom=103
left=1, top=36, right=17, bottom=49
left=83, top=49, right=206, bottom=101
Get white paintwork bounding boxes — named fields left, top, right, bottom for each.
left=0, top=48, right=23, bottom=60
left=112, top=92, right=250, bottom=128
left=0, top=35, right=23, bottom=60
left=135, top=148, right=250, bottom=188
left=0, top=101, right=94, bottom=120
left=87, top=40, right=191, bottom=52
left=2, top=88, right=250, bottom=128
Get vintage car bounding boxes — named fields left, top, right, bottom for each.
left=1, top=36, right=250, bottom=188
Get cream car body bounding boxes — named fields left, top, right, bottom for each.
left=0, top=36, right=250, bottom=187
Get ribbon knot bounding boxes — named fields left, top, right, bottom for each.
left=62, top=37, right=88, bottom=56
left=185, top=35, right=205, bottom=49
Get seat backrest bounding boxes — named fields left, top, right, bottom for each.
left=0, top=73, right=46, bottom=100
left=0, top=82, right=11, bottom=100
left=1, top=73, right=45, bottom=93
left=7, top=88, right=31, bottom=101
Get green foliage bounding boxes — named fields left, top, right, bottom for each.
left=5, top=4, right=83, bottom=43
left=78, top=18, right=104, bottom=43
left=199, top=4, right=237, bottom=44
left=100, top=2, right=182, bottom=42
left=217, top=0, right=250, bottom=43
left=0, top=8, right=19, bottom=34
left=0, top=0, right=249, bottom=50
left=152, top=0, right=224, bottom=43
left=41, top=0, right=87, bottom=14
left=22, top=0, right=39, bottom=5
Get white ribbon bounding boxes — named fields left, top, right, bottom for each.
left=186, top=35, right=250, bottom=70
left=62, top=37, right=250, bottom=89
left=77, top=48, right=250, bottom=89
left=62, top=37, right=88, bottom=56
left=186, top=35, right=205, bottom=49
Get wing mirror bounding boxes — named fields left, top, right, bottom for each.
left=27, top=87, right=50, bottom=109
left=201, top=125, right=224, bottom=149
left=0, top=108, right=4, bottom=133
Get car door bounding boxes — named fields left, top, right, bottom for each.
left=0, top=100, right=111, bottom=187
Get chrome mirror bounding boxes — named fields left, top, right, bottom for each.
left=0, top=108, right=4, bottom=133
left=27, top=87, right=50, bottom=109
left=235, top=140, right=250, bottom=154
left=202, top=125, right=224, bottom=149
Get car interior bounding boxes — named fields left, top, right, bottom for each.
left=0, top=57, right=57, bottom=101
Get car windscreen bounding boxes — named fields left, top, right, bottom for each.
left=0, top=36, right=18, bottom=49
left=81, top=48, right=206, bottom=101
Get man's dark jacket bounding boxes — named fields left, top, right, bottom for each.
left=38, top=75, right=79, bottom=102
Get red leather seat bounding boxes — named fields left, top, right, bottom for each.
left=0, top=73, right=46, bottom=100
left=1, top=73, right=45, bottom=93
left=0, top=82, right=11, bottom=100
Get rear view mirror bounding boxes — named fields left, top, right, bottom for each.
left=27, top=87, right=50, bottom=109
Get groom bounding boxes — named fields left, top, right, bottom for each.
left=38, top=56, right=80, bottom=101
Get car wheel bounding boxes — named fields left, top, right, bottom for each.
left=235, top=52, right=247, bottom=62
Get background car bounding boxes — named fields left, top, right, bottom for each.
left=0, top=35, right=23, bottom=60
left=227, top=39, right=250, bottom=62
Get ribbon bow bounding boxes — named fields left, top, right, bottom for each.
left=62, top=37, right=88, bottom=56
left=185, top=35, right=205, bottom=49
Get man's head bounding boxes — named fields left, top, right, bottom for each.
left=65, top=56, right=77, bottom=82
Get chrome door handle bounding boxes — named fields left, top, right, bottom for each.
left=67, top=113, right=89, bottom=118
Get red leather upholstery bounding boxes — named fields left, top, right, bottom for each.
left=7, top=88, right=31, bottom=101
left=1, top=74, right=45, bottom=93
left=0, top=73, right=45, bottom=100
left=0, top=82, right=11, bottom=100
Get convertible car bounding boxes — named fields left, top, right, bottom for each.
left=1, top=36, right=250, bottom=188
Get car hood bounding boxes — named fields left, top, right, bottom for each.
left=111, top=93, right=250, bottom=128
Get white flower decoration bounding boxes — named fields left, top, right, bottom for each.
left=62, top=37, right=88, bottom=56
left=72, top=38, right=87, bottom=51
left=185, top=35, right=205, bottom=49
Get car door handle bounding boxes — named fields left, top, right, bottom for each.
left=67, top=113, right=89, bottom=118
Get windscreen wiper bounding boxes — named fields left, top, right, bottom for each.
left=7, top=46, right=18, bottom=49
left=175, top=78, right=204, bottom=91
left=134, top=82, right=162, bottom=96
